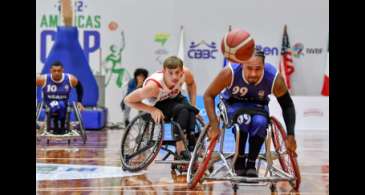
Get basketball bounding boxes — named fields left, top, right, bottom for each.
left=221, top=28, right=255, bottom=63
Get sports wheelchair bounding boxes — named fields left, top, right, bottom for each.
left=36, top=101, right=87, bottom=145
left=187, top=99, right=301, bottom=193
left=120, top=112, right=205, bottom=174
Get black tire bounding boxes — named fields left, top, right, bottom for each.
left=121, top=113, right=164, bottom=172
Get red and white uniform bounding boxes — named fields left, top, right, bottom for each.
left=142, top=71, right=185, bottom=106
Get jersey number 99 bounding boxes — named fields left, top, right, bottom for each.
left=232, top=86, right=248, bottom=97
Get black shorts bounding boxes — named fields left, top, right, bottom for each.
left=154, top=94, right=198, bottom=120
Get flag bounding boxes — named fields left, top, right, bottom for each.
left=279, top=25, right=295, bottom=90
left=177, top=25, right=184, bottom=62
left=321, top=44, right=329, bottom=96
left=177, top=26, right=188, bottom=93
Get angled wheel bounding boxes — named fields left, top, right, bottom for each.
left=187, top=126, right=218, bottom=189
left=271, top=116, right=301, bottom=191
left=121, top=113, right=164, bottom=172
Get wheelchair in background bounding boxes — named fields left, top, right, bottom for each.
left=36, top=101, right=87, bottom=145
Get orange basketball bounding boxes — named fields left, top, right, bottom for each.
left=221, top=28, right=255, bottom=63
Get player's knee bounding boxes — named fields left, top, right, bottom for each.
left=250, top=115, right=268, bottom=138
left=174, top=108, right=190, bottom=129
left=252, top=115, right=268, bottom=128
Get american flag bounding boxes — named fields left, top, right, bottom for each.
left=279, top=25, right=295, bottom=90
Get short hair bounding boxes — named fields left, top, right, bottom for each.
left=134, top=68, right=149, bottom=80
left=51, top=61, right=63, bottom=68
left=163, top=56, right=183, bottom=69
left=254, top=48, right=265, bottom=63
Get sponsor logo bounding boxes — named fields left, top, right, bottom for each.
left=292, top=42, right=323, bottom=58
left=258, top=90, right=265, bottom=98
left=154, top=33, right=170, bottom=46
left=40, top=0, right=101, bottom=63
left=292, top=42, right=305, bottom=58
left=154, top=33, right=170, bottom=64
left=187, top=41, right=218, bottom=59
left=303, top=108, right=324, bottom=117
left=256, top=45, right=279, bottom=56
left=36, top=163, right=144, bottom=181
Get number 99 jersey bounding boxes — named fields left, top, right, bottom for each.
left=220, top=63, right=278, bottom=106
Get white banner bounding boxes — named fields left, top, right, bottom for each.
left=36, top=0, right=329, bottom=122
left=269, top=96, right=329, bottom=130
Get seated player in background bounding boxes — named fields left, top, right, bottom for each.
left=121, top=68, right=149, bottom=126
left=36, top=61, right=84, bottom=134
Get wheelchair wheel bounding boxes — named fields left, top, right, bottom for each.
left=195, top=115, right=206, bottom=130
left=121, top=113, right=164, bottom=172
left=270, top=116, right=301, bottom=191
left=187, top=126, right=218, bottom=189
left=72, top=102, right=87, bottom=144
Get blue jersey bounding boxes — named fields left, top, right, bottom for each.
left=42, top=73, right=73, bottom=105
left=221, top=63, right=278, bottom=106
left=126, top=79, right=137, bottom=95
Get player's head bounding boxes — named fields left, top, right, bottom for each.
left=50, top=61, right=64, bottom=81
left=134, top=68, right=149, bottom=85
left=242, top=49, right=265, bottom=84
left=162, top=56, right=184, bottom=85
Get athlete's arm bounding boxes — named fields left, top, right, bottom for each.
left=124, top=81, right=164, bottom=123
left=273, top=74, right=295, bottom=136
left=203, top=66, right=232, bottom=139
left=69, top=74, right=85, bottom=110
left=273, top=74, right=297, bottom=153
left=184, top=67, right=197, bottom=107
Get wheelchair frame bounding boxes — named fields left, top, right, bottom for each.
left=36, top=101, right=87, bottom=145
left=120, top=112, right=205, bottom=173
left=186, top=99, right=300, bottom=193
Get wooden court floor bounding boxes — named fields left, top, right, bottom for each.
left=36, top=128, right=328, bottom=195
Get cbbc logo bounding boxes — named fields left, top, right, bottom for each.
left=255, top=45, right=279, bottom=56
left=188, top=41, right=218, bottom=59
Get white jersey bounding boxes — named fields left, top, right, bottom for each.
left=142, top=71, right=186, bottom=106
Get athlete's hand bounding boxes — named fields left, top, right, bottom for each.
left=285, top=135, right=297, bottom=157
left=77, top=102, right=85, bottom=111
left=150, top=107, right=165, bottom=124
left=196, top=114, right=205, bottom=124
left=207, top=123, right=220, bottom=140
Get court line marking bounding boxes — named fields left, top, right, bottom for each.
left=36, top=189, right=327, bottom=195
